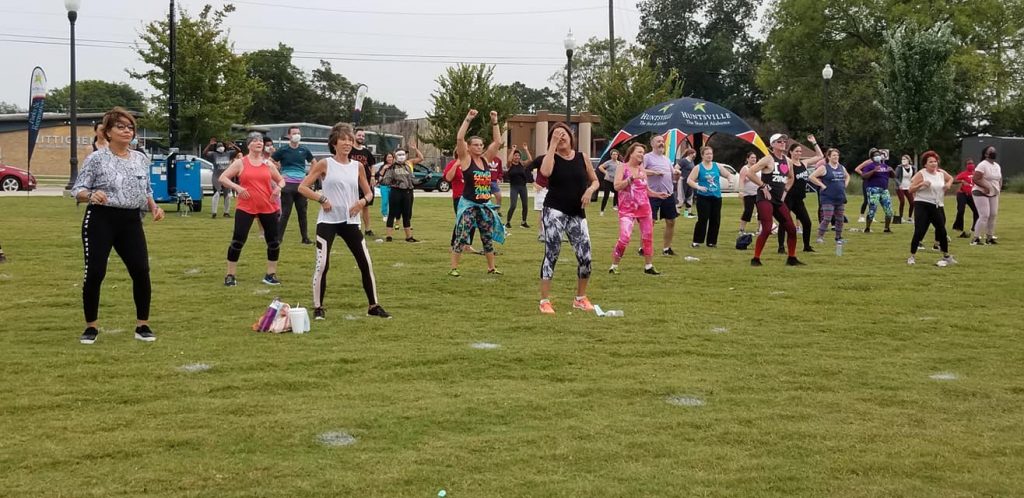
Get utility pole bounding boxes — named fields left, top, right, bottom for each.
left=168, top=0, right=178, bottom=151
left=609, top=0, right=615, bottom=68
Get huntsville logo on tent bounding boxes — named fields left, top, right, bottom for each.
left=679, top=102, right=734, bottom=128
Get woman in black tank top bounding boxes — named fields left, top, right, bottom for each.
left=777, top=138, right=823, bottom=253
left=449, top=109, right=506, bottom=276
left=746, top=133, right=805, bottom=266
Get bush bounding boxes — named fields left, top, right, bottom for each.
left=1005, top=174, right=1024, bottom=194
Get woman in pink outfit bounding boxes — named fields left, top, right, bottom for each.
left=608, top=143, right=667, bottom=275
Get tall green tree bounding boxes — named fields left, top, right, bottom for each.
left=637, top=0, right=763, bottom=118
left=423, top=64, right=518, bottom=154
left=0, top=101, right=24, bottom=114
left=583, top=48, right=681, bottom=139
left=43, top=81, right=146, bottom=114
left=498, top=82, right=561, bottom=113
left=876, top=22, right=956, bottom=160
left=547, top=36, right=629, bottom=111
left=242, top=44, right=319, bottom=124
left=129, top=4, right=257, bottom=151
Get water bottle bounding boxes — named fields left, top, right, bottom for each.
left=835, top=240, right=843, bottom=256
left=258, top=297, right=282, bottom=332
left=605, top=310, right=624, bottom=317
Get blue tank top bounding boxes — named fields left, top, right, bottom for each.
left=695, top=162, right=722, bottom=198
left=820, top=163, right=847, bottom=204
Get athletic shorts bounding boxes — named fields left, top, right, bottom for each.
left=534, top=187, right=548, bottom=211
left=649, top=193, right=679, bottom=221
left=490, top=180, right=501, bottom=194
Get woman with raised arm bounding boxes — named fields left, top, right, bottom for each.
left=537, top=123, right=600, bottom=314
left=377, top=152, right=395, bottom=223
left=299, top=124, right=390, bottom=320
left=687, top=145, right=735, bottom=248
left=219, top=132, right=286, bottom=287
left=907, top=151, right=956, bottom=266
left=777, top=135, right=823, bottom=253
left=505, top=144, right=533, bottom=228
left=71, top=107, right=165, bottom=345
left=609, top=143, right=663, bottom=275
left=745, top=133, right=804, bottom=267
left=809, top=148, right=849, bottom=245
left=448, top=109, right=506, bottom=277
left=382, top=145, right=423, bottom=243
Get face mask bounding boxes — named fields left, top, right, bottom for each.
left=872, top=155, right=882, bottom=163
left=216, top=146, right=225, bottom=153
left=396, top=153, right=407, bottom=162
left=290, top=134, right=301, bottom=143
left=130, top=138, right=139, bottom=147
left=987, top=151, right=997, bottom=161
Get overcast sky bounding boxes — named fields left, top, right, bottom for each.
left=0, top=0, right=646, bottom=118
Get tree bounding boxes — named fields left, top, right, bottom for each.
left=129, top=4, right=258, bottom=151
left=242, top=44, right=320, bottom=124
left=423, top=64, right=518, bottom=154
left=548, top=36, right=629, bottom=111
left=43, top=80, right=146, bottom=114
left=876, top=22, right=956, bottom=160
left=637, top=0, right=764, bottom=118
left=583, top=48, right=681, bottom=139
left=0, top=101, right=24, bottom=114
left=498, top=82, right=560, bottom=113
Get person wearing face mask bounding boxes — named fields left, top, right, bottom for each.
left=907, top=150, right=956, bottom=266
left=894, top=155, right=917, bottom=224
left=854, top=148, right=895, bottom=233
left=377, top=152, right=395, bottom=223
left=972, top=146, right=1002, bottom=245
left=349, top=128, right=377, bottom=237
left=951, top=159, right=979, bottom=238
left=204, top=137, right=241, bottom=218
left=271, top=126, right=314, bottom=245
left=381, top=145, right=424, bottom=243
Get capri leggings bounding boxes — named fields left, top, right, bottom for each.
left=910, top=201, right=948, bottom=254
left=817, top=203, right=846, bottom=241
left=227, top=209, right=280, bottom=263
left=387, top=188, right=414, bottom=229
left=740, top=195, right=756, bottom=223
left=541, top=207, right=592, bottom=280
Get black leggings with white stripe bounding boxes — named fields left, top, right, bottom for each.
left=81, top=205, right=151, bottom=322
left=313, top=222, right=378, bottom=309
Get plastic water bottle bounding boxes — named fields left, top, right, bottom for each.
left=258, top=297, right=282, bottom=332
left=605, top=310, right=624, bottom=317
left=835, top=240, right=843, bottom=256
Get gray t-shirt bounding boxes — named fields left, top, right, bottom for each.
left=71, top=149, right=153, bottom=210
left=600, top=159, right=619, bottom=182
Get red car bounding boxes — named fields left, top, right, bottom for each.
left=0, top=164, right=37, bottom=192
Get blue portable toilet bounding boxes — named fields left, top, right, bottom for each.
left=150, top=153, right=203, bottom=212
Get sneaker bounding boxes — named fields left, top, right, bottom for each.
left=750, top=258, right=763, bottom=267
left=314, top=307, right=326, bottom=320
left=262, top=273, right=281, bottom=285
left=608, top=266, right=620, bottom=275
left=777, top=246, right=786, bottom=254
left=638, top=248, right=644, bottom=256
left=906, top=217, right=912, bottom=223
left=863, top=228, right=872, bottom=234
left=599, top=211, right=605, bottom=217
left=816, top=237, right=825, bottom=244
left=301, top=238, right=313, bottom=245
left=662, top=247, right=676, bottom=256
left=223, top=213, right=231, bottom=218
left=883, top=228, right=892, bottom=233
left=970, top=238, right=982, bottom=246
left=211, top=213, right=217, bottom=219
left=958, top=231, right=970, bottom=238
left=986, top=237, right=998, bottom=245
left=707, top=244, right=716, bottom=248
left=367, top=305, right=392, bottom=319
left=447, top=268, right=461, bottom=277
left=521, top=222, right=530, bottom=229
left=405, top=237, right=420, bottom=243
left=505, top=222, right=513, bottom=228
left=785, top=256, right=806, bottom=266
left=858, top=216, right=866, bottom=223
left=803, top=246, right=816, bottom=253
left=644, top=266, right=661, bottom=275
left=364, top=230, right=375, bottom=237
left=572, top=296, right=595, bottom=312
left=134, top=325, right=156, bottom=342
left=907, top=256, right=916, bottom=265
left=933, top=242, right=941, bottom=251
left=80, top=326, right=99, bottom=345
left=382, top=216, right=388, bottom=223
left=539, top=300, right=555, bottom=314
left=690, top=242, right=700, bottom=248
left=0, top=252, right=6, bottom=263
left=385, top=236, right=393, bottom=242
left=487, top=268, right=503, bottom=275
left=224, top=274, right=237, bottom=287
left=942, top=255, right=958, bottom=265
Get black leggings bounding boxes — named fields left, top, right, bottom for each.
left=507, top=184, right=529, bottom=223
left=740, top=195, right=756, bottom=222
left=952, top=192, right=978, bottom=232
left=778, top=196, right=813, bottom=249
left=860, top=182, right=869, bottom=214
left=228, top=210, right=280, bottom=263
left=910, top=201, right=948, bottom=254
left=279, top=183, right=309, bottom=242
left=599, top=178, right=618, bottom=211
left=313, top=222, right=378, bottom=309
left=450, top=198, right=476, bottom=246
left=693, top=195, right=722, bottom=245
left=387, top=188, right=414, bottom=229
left=81, top=205, right=151, bottom=322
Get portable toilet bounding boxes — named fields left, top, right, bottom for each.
left=150, top=153, right=203, bottom=212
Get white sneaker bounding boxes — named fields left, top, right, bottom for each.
left=942, top=255, right=958, bottom=265
left=599, top=211, right=605, bottom=216
left=383, top=216, right=387, bottom=223
left=816, top=237, right=824, bottom=244
left=858, top=216, right=866, bottom=223
left=907, top=256, right=916, bottom=265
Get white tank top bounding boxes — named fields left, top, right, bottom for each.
left=915, top=169, right=945, bottom=207
left=318, top=157, right=362, bottom=225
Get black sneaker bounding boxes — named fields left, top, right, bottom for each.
left=662, top=247, right=676, bottom=256
left=134, top=325, right=156, bottom=342
left=385, top=236, right=393, bottom=242
left=224, top=274, right=237, bottom=287
left=301, top=238, right=313, bottom=245
left=786, top=256, right=806, bottom=266
left=803, top=246, right=816, bottom=253
left=262, top=273, right=281, bottom=285
left=364, top=230, right=375, bottom=237
left=80, top=326, right=99, bottom=345
left=644, top=266, right=661, bottom=275
left=637, top=248, right=644, bottom=256
left=750, top=258, right=763, bottom=267
left=987, top=237, right=998, bottom=245
left=884, top=228, right=892, bottom=233
left=314, top=307, right=326, bottom=320
left=223, top=213, right=231, bottom=218
left=505, top=222, right=512, bottom=229
left=367, top=305, right=392, bottom=319
left=405, top=237, right=420, bottom=243
left=958, top=231, right=970, bottom=238
left=211, top=213, right=217, bottom=219
left=521, top=222, right=530, bottom=229
left=863, top=228, right=872, bottom=233
left=777, top=246, right=786, bottom=254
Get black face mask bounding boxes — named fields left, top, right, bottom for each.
left=986, top=151, right=997, bottom=161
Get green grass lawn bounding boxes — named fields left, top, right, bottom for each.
left=1, top=193, right=1022, bottom=497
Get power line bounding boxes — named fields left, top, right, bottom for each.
left=232, top=1, right=606, bottom=16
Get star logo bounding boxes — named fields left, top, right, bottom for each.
left=658, top=103, right=675, bottom=113
left=693, top=102, right=707, bottom=113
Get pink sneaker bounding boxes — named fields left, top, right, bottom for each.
left=539, top=300, right=555, bottom=315
left=572, top=296, right=594, bottom=312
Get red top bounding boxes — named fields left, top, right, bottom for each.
left=488, top=156, right=503, bottom=182
left=955, top=170, right=975, bottom=195
left=236, top=156, right=278, bottom=215
left=444, top=159, right=464, bottom=198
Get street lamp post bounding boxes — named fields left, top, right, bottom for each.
left=822, top=63, right=833, bottom=146
left=564, top=29, right=576, bottom=127
left=64, top=0, right=81, bottom=192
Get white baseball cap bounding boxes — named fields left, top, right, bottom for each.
left=769, top=133, right=788, bottom=144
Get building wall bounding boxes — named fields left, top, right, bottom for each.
left=0, top=124, right=95, bottom=176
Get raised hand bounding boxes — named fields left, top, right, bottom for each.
left=489, top=110, right=498, bottom=123
left=466, top=109, right=478, bottom=120
left=807, top=134, right=817, bottom=145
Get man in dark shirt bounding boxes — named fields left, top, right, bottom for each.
left=350, top=128, right=377, bottom=237
left=271, top=126, right=315, bottom=244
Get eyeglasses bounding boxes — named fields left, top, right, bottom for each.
left=114, top=122, right=135, bottom=131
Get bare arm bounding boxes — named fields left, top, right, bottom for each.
left=219, top=158, right=245, bottom=192
left=444, top=163, right=457, bottom=182
left=455, top=109, right=476, bottom=167
left=298, top=160, right=328, bottom=209
left=942, top=170, right=954, bottom=190
left=409, top=146, right=424, bottom=165
left=686, top=166, right=701, bottom=190
left=482, top=111, right=503, bottom=160
left=800, top=135, right=823, bottom=165
left=808, top=165, right=827, bottom=190
left=908, top=171, right=927, bottom=193
left=854, top=159, right=871, bottom=176
left=580, top=154, right=600, bottom=208
left=612, top=163, right=628, bottom=191
left=521, top=144, right=532, bottom=162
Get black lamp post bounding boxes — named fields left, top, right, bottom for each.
left=564, top=29, right=576, bottom=126
left=64, top=0, right=81, bottom=192
left=822, top=63, right=833, bottom=146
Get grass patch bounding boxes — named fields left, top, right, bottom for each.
left=1, top=194, right=1023, bottom=497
